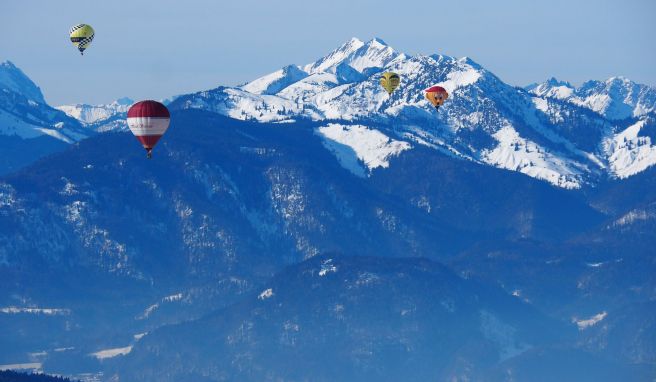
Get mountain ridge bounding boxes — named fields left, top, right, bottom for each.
left=2, top=39, right=655, bottom=187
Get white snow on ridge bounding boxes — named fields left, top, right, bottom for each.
left=604, top=119, right=656, bottom=178
left=303, top=38, right=365, bottom=74
left=573, top=311, right=607, bottom=330
left=0, top=60, right=45, bottom=103
left=612, top=208, right=655, bottom=227
left=316, top=124, right=412, bottom=177
left=241, top=65, right=308, bottom=95
left=0, top=108, right=50, bottom=139
left=91, top=346, right=132, bottom=360
left=137, top=292, right=184, bottom=319
left=278, top=72, right=341, bottom=104
left=0, top=362, right=42, bottom=372
left=182, top=88, right=306, bottom=123
left=529, top=80, right=575, bottom=101
left=345, top=37, right=400, bottom=73
left=163, top=292, right=183, bottom=302
left=528, top=77, right=656, bottom=120
left=434, top=62, right=482, bottom=93
left=56, top=98, right=132, bottom=124
left=481, top=125, right=583, bottom=189
left=319, top=258, right=338, bottom=276
left=1, top=307, right=70, bottom=315
left=258, top=288, right=274, bottom=300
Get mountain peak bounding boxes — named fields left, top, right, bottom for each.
left=369, top=37, right=388, bottom=46
left=0, top=60, right=46, bottom=104
left=1, top=60, right=17, bottom=69
left=303, top=38, right=365, bottom=74
left=607, top=75, right=631, bottom=83
left=241, top=63, right=308, bottom=95
left=115, top=97, right=134, bottom=105
left=545, top=77, right=573, bottom=88
left=347, top=37, right=364, bottom=46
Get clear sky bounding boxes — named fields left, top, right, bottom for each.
left=1, top=0, right=654, bottom=105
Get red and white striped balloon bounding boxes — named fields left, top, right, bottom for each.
left=127, top=100, right=170, bottom=158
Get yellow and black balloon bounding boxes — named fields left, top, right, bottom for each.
left=69, top=24, right=94, bottom=55
left=380, top=72, right=400, bottom=95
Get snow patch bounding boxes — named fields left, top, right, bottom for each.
left=573, top=311, right=607, bottom=330
left=0, top=307, right=70, bottom=315
left=0, top=362, right=42, bottom=372
left=91, top=346, right=133, bottom=360
left=138, top=292, right=184, bottom=319
left=258, top=288, right=274, bottom=300
left=604, top=119, right=656, bottom=178
left=433, top=64, right=482, bottom=93
left=316, top=123, right=411, bottom=177
left=319, top=258, right=338, bottom=276
left=482, top=124, right=582, bottom=189
left=611, top=208, right=655, bottom=227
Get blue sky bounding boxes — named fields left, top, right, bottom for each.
left=1, top=0, right=654, bottom=105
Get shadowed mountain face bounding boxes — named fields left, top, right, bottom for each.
left=1, top=109, right=653, bottom=381
left=115, top=255, right=573, bottom=382
left=0, top=110, right=609, bottom=367
left=0, top=110, right=604, bottom=283
left=116, top=255, right=653, bottom=382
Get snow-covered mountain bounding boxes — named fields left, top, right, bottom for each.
left=4, top=39, right=656, bottom=187
left=169, top=38, right=656, bottom=189
left=56, top=97, right=133, bottom=126
left=0, top=61, right=90, bottom=174
left=0, top=60, right=87, bottom=142
left=0, top=61, right=46, bottom=104
left=527, top=76, right=656, bottom=120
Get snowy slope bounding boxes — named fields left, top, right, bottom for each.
left=56, top=97, right=133, bottom=124
left=0, top=61, right=88, bottom=143
left=4, top=39, right=656, bottom=187
left=527, top=77, right=656, bottom=120
left=241, top=65, right=308, bottom=95
left=169, top=38, right=656, bottom=187
left=0, top=60, right=45, bottom=104
left=302, top=37, right=365, bottom=74
left=0, top=61, right=91, bottom=173
left=315, top=123, right=411, bottom=177
left=603, top=117, right=656, bottom=178
left=171, top=39, right=618, bottom=188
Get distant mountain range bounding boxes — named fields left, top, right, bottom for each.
left=2, top=38, right=656, bottom=184
left=1, top=39, right=655, bottom=381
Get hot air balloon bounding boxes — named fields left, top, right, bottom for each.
left=69, top=24, right=95, bottom=55
left=425, top=86, right=449, bottom=110
left=127, top=101, right=170, bottom=159
left=380, top=72, right=400, bottom=95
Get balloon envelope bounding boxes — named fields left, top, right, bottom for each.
left=69, top=24, right=95, bottom=55
left=425, top=86, right=449, bottom=108
left=380, top=72, right=401, bottom=95
left=127, top=101, right=170, bottom=158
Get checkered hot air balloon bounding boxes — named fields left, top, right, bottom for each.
left=127, top=101, right=171, bottom=159
left=69, top=24, right=95, bottom=55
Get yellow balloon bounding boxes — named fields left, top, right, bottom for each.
left=380, top=72, right=400, bottom=95
left=69, top=24, right=95, bottom=55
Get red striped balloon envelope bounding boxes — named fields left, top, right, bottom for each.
left=127, top=100, right=170, bottom=158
